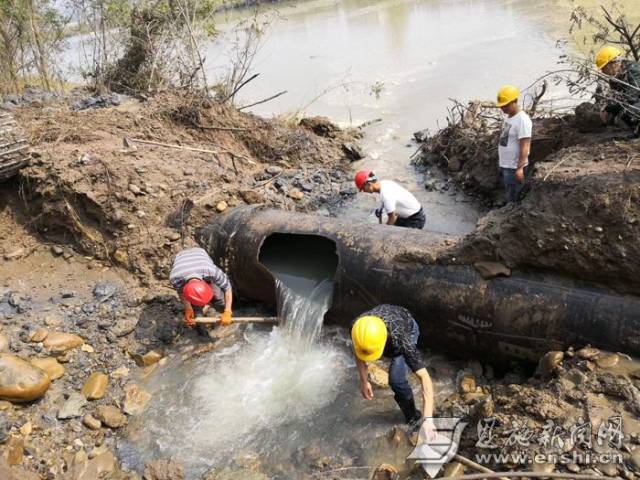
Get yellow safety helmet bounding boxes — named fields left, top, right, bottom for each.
left=351, top=315, right=388, bottom=362
left=496, top=85, right=520, bottom=107
left=595, top=46, right=623, bottom=70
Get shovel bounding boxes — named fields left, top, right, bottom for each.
left=194, top=316, right=278, bottom=325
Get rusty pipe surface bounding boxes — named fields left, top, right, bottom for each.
left=199, top=205, right=640, bottom=362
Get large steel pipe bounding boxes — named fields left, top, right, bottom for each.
left=199, top=205, right=640, bottom=362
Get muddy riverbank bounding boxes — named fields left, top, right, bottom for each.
left=5, top=92, right=361, bottom=287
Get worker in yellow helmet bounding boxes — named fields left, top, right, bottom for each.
left=351, top=304, right=435, bottom=437
left=496, top=85, right=532, bottom=203
left=595, top=46, right=640, bottom=133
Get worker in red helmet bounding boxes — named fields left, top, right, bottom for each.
left=169, top=247, right=233, bottom=328
left=354, top=170, right=425, bottom=229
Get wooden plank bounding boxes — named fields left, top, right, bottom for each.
left=194, top=316, right=278, bottom=325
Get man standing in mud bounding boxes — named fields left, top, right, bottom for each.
left=496, top=85, right=532, bottom=203
left=169, top=247, right=233, bottom=329
left=354, top=170, right=426, bottom=229
left=351, top=304, right=436, bottom=438
left=595, top=46, right=640, bottom=134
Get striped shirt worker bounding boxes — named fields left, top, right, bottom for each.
left=169, top=247, right=232, bottom=293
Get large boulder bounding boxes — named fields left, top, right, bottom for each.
left=43, top=333, right=83, bottom=353
left=0, top=354, right=51, bottom=402
left=30, top=357, right=65, bottom=381
left=81, top=373, right=108, bottom=400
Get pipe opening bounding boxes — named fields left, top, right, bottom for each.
left=259, top=233, right=339, bottom=340
left=258, top=233, right=338, bottom=295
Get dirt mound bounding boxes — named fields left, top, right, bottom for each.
left=450, top=140, right=640, bottom=294
left=11, top=94, right=357, bottom=286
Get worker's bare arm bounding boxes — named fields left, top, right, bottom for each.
left=386, top=211, right=398, bottom=225
left=516, top=137, right=531, bottom=182
left=223, top=288, right=233, bottom=312
left=414, top=367, right=434, bottom=417
left=355, top=357, right=374, bottom=400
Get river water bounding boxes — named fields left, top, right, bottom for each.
left=204, top=0, right=586, bottom=234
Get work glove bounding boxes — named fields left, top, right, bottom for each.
left=374, top=207, right=383, bottom=220
left=220, top=310, right=233, bottom=326
left=183, top=305, right=195, bottom=328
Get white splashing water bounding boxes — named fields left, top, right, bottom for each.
left=277, top=277, right=334, bottom=344
left=121, top=258, right=349, bottom=478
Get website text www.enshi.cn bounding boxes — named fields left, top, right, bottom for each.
left=473, top=450, right=623, bottom=466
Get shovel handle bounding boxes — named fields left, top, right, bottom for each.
left=194, top=316, right=278, bottom=325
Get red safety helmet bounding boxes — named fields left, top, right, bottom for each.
left=182, top=279, right=214, bottom=307
left=354, top=170, right=375, bottom=191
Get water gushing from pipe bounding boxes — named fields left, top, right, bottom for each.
left=120, top=235, right=353, bottom=479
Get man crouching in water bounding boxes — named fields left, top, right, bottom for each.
left=169, top=247, right=233, bottom=328
left=351, top=304, right=436, bottom=437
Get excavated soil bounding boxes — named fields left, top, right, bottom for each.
left=7, top=94, right=358, bottom=287
left=417, top=103, right=640, bottom=295
left=452, top=141, right=640, bottom=294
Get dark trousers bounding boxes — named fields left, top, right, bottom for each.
left=501, top=165, right=529, bottom=203
left=389, top=319, right=420, bottom=421
left=395, top=208, right=426, bottom=229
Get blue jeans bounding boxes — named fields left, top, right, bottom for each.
left=501, top=165, right=529, bottom=203
left=388, top=319, right=420, bottom=405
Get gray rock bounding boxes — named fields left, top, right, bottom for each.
left=3, top=94, right=20, bottom=104
left=299, top=181, right=314, bottom=193
left=8, top=294, right=22, bottom=308
left=81, top=304, right=95, bottom=314
left=341, top=142, right=365, bottom=161
left=0, top=412, right=10, bottom=443
left=113, top=317, right=138, bottom=337
left=93, top=282, right=119, bottom=301
left=71, top=93, right=124, bottom=111
left=339, top=182, right=357, bottom=196
left=312, top=173, right=326, bottom=184
left=266, top=165, right=283, bottom=176
left=58, top=392, right=88, bottom=419
left=274, top=178, right=287, bottom=191
left=128, top=184, right=142, bottom=195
